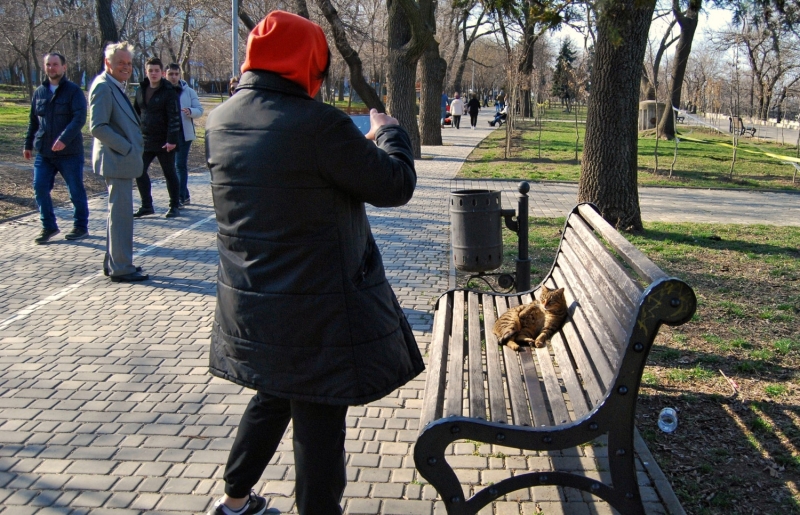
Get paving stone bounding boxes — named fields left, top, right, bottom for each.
left=71, top=490, right=112, bottom=507
left=382, top=499, right=433, bottom=515
left=346, top=497, right=381, bottom=514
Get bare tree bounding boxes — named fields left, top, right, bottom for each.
left=578, top=0, right=657, bottom=231
left=386, top=0, right=434, bottom=158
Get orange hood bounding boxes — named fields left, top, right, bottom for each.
left=241, top=11, right=329, bottom=98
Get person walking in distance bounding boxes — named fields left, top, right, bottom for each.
left=204, top=11, right=424, bottom=515
left=133, top=57, right=182, bottom=218
left=24, top=52, right=90, bottom=244
left=89, top=42, right=149, bottom=282
left=440, top=90, right=449, bottom=127
left=449, top=92, right=464, bottom=129
left=166, top=63, right=203, bottom=206
left=467, top=93, right=481, bottom=129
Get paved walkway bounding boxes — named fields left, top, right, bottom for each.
left=1, top=109, right=795, bottom=515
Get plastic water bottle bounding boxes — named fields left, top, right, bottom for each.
left=658, top=407, right=678, bottom=433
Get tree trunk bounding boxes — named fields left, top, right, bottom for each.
left=386, top=0, right=431, bottom=158
left=316, top=0, right=386, bottom=111
left=387, top=45, right=421, bottom=157
left=578, top=0, right=656, bottom=231
left=419, top=40, right=446, bottom=145
left=96, top=0, right=119, bottom=75
left=658, top=0, right=700, bottom=139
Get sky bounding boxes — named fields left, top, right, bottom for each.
left=562, top=5, right=737, bottom=52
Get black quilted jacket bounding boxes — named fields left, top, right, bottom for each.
left=134, top=78, right=180, bottom=152
left=204, top=70, right=424, bottom=405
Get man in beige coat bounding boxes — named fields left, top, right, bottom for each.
left=89, top=42, right=149, bottom=282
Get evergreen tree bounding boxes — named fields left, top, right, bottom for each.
left=551, top=39, right=577, bottom=109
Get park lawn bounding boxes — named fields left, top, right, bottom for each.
left=0, top=102, right=31, bottom=151
left=458, top=219, right=800, bottom=513
left=459, top=120, right=800, bottom=191
left=0, top=84, right=28, bottom=103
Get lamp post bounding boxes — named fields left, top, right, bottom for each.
left=232, top=0, right=239, bottom=79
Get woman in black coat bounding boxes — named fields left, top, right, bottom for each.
left=467, top=93, right=482, bottom=129
left=204, top=11, right=424, bottom=515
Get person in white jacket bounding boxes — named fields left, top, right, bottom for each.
left=166, top=63, right=204, bottom=205
left=449, top=92, right=464, bottom=129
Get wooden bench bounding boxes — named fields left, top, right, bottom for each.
left=729, top=116, right=756, bottom=137
left=414, top=203, right=697, bottom=515
left=675, top=115, right=685, bottom=123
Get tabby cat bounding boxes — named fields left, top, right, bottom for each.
left=492, top=285, right=568, bottom=351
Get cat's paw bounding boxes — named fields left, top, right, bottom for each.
left=506, top=341, right=520, bottom=351
left=534, top=337, right=547, bottom=348
left=499, top=331, right=516, bottom=344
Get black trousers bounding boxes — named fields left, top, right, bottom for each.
left=452, top=115, right=462, bottom=129
left=469, top=113, right=478, bottom=127
left=136, top=149, right=180, bottom=209
left=223, top=391, right=348, bottom=515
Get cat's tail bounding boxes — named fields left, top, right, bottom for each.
left=498, top=331, right=517, bottom=344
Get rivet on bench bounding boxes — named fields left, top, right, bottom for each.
left=450, top=495, right=462, bottom=503
left=496, top=433, right=505, bottom=442
left=590, top=483, right=600, bottom=492
left=542, top=436, right=552, bottom=443
left=671, top=298, right=681, bottom=307
left=616, top=448, right=626, bottom=456
left=618, top=386, right=628, bottom=395
left=427, top=457, right=437, bottom=466
left=634, top=343, right=644, bottom=352
left=589, top=422, right=598, bottom=431
left=539, top=475, right=548, bottom=483
left=488, top=487, right=498, bottom=497
left=451, top=426, right=460, bottom=434
left=626, top=492, right=635, bottom=499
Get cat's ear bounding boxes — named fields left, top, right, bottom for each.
left=553, top=288, right=565, bottom=296
left=540, top=285, right=550, bottom=294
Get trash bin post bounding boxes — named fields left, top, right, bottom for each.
left=515, top=182, right=531, bottom=292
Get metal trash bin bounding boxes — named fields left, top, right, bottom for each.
left=450, top=189, right=503, bottom=273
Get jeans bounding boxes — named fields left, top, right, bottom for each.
left=175, top=133, right=192, bottom=202
left=223, top=391, right=348, bottom=515
left=136, top=149, right=181, bottom=209
left=33, top=153, right=89, bottom=231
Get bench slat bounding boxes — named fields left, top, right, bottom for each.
left=549, top=271, right=610, bottom=405
left=553, top=263, right=620, bottom=375
left=495, top=296, right=533, bottom=427
left=569, top=215, right=642, bottom=306
left=578, top=204, right=667, bottom=284
left=542, top=281, right=591, bottom=419
left=521, top=293, right=571, bottom=425
left=559, top=240, right=628, bottom=359
left=481, top=297, right=508, bottom=424
left=419, top=295, right=453, bottom=430
left=563, top=229, right=635, bottom=330
left=468, top=292, right=486, bottom=420
left=519, top=344, right=551, bottom=427
left=444, top=290, right=466, bottom=418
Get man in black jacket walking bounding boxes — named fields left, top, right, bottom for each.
left=133, top=57, right=182, bottom=218
left=24, top=52, right=89, bottom=244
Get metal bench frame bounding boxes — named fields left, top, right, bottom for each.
left=414, top=203, right=696, bottom=515
left=729, top=116, right=756, bottom=137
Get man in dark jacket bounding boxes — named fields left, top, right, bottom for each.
left=24, top=52, right=89, bottom=244
left=204, top=11, right=424, bottom=515
left=133, top=57, right=182, bottom=218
